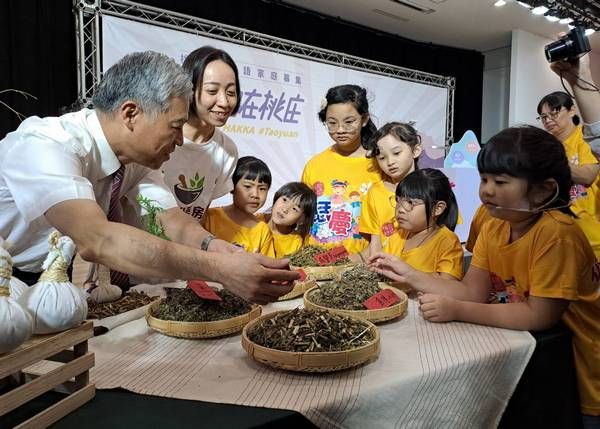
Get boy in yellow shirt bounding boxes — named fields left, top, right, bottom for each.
left=203, top=156, right=274, bottom=256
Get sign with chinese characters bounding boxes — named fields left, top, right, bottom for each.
left=102, top=16, right=449, bottom=208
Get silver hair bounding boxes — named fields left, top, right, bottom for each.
left=92, top=51, right=192, bottom=117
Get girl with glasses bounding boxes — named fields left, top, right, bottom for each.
left=370, top=127, right=599, bottom=423
left=374, top=168, right=463, bottom=281
left=301, top=85, right=381, bottom=254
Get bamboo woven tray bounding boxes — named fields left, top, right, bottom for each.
left=303, top=284, right=408, bottom=324
left=278, top=277, right=318, bottom=301
left=289, top=264, right=355, bottom=281
left=145, top=301, right=262, bottom=339
left=241, top=311, right=380, bottom=372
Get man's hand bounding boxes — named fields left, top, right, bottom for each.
left=212, top=253, right=299, bottom=305
left=207, top=238, right=244, bottom=254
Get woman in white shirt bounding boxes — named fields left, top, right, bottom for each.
left=162, top=47, right=241, bottom=222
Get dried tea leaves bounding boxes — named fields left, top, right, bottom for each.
left=152, top=288, right=251, bottom=322
left=87, top=291, right=156, bottom=319
left=311, top=279, right=381, bottom=310
left=249, top=308, right=374, bottom=352
left=288, top=245, right=350, bottom=267
left=339, top=264, right=386, bottom=284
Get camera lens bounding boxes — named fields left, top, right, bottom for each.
left=545, top=38, right=573, bottom=62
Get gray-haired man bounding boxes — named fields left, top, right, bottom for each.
left=0, top=51, right=297, bottom=303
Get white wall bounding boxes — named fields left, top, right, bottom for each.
left=509, top=29, right=564, bottom=127
left=481, top=46, right=511, bottom=143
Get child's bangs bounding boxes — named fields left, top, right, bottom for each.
left=477, top=138, right=528, bottom=178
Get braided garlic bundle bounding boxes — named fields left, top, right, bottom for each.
left=0, top=239, right=33, bottom=353
left=18, top=232, right=88, bottom=334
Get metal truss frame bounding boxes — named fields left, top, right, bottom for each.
left=74, top=0, right=456, bottom=144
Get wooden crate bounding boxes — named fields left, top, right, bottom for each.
left=0, top=321, right=95, bottom=428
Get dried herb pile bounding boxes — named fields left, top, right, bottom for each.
left=152, top=288, right=251, bottom=322
left=288, top=245, right=350, bottom=267
left=339, top=264, right=386, bottom=284
left=311, top=279, right=381, bottom=310
left=87, top=291, right=156, bottom=319
left=248, top=308, right=374, bottom=352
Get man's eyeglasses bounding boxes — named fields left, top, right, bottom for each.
left=536, top=108, right=565, bottom=123
left=324, top=118, right=361, bottom=133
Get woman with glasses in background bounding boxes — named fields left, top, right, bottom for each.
left=537, top=91, right=600, bottom=222
left=301, top=84, right=381, bottom=254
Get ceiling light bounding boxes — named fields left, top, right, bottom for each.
left=585, top=28, right=596, bottom=36
left=494, top=0, right=506, bottom=6
left=559, top=17, right=573, bottom=24
left=532, top=6, right=549, bottom=15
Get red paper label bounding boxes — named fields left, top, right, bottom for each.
left=363, top=289, right=400, bottom=309
left=187, top=280, right=222, bottom=301
left=314, top=246, right=349, bottom=266
left=295, top=269, right=307, bottom=282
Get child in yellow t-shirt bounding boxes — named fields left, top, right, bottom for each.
left=464, top=203, right=492, bottom=252
left=301, top=84, right=382, bottom=255
left=359, top=122, right=422, bottom=258
left=369, top=126, right=600, bottom=419
left=259, top=182, right=316, bottom=258
left=383, top=168, right=463, bottom=280
left=203, top=156, right=275, bottom=256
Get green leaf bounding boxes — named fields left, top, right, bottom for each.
left=136, top=194, right=170, bottom=241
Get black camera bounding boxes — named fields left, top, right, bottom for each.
left=545, top=26, right=591, bottom=63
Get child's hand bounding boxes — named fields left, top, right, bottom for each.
left=418, top=293, right=460, bottom=323
left=367, top=252, right=414, bottom=283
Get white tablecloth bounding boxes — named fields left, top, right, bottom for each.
left=89, top=284, right=535, bottom=429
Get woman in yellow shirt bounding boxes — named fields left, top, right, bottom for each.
left=203, top=156, right=275, bottom=256
left=359, top=122, right=422, bottom=258
left=259, top=182, right=316, bottom=258
left=302, top=85, right=382, bottom=255
left=370, top=126, right=600, bottom=420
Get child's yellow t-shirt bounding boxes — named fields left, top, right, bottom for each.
left=272, top=233, right=306, bottom=258
left=382, top=226, right=464, bottom=280
left=563, top=126, right=600, bottom=221
left=203, top=207, right=275, bottom=257
left=301, top=147, right=382, bottom=254
left=465, top=204, right=493, bottom=252
left=359, top=180, right=396, bottom=239
left=471, top=210, right=600, bottom=415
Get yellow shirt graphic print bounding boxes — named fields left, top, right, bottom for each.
left=302, top=147, right=382, bottom=254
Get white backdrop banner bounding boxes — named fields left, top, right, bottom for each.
left=102, top=16, right=449, bottom=209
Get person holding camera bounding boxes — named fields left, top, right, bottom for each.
left=547, top=35, right=600, bottom=428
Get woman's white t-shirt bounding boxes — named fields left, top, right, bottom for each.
left=162, top=128, right=238, bottom=222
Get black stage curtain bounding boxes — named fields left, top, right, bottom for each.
left=0, top=0, right=483, bottom=142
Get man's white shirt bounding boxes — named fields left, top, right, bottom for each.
left=0, top=109, right=176, bottom=271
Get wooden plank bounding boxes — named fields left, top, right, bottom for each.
left=0, top=322, right=93, bottom=379
left=47, top=349, right=75, bottom=363
left=14, top=383, right=96, bottom=429
left=0, top=354, right=94, bottom=415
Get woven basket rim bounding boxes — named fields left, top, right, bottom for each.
left=146, top=300, right=261, bottom=330
left=303, top=285, right=408, bottom=319
left=242, top=310, right=379, bottom=357
left=277, top=277, right=317, bottom=301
